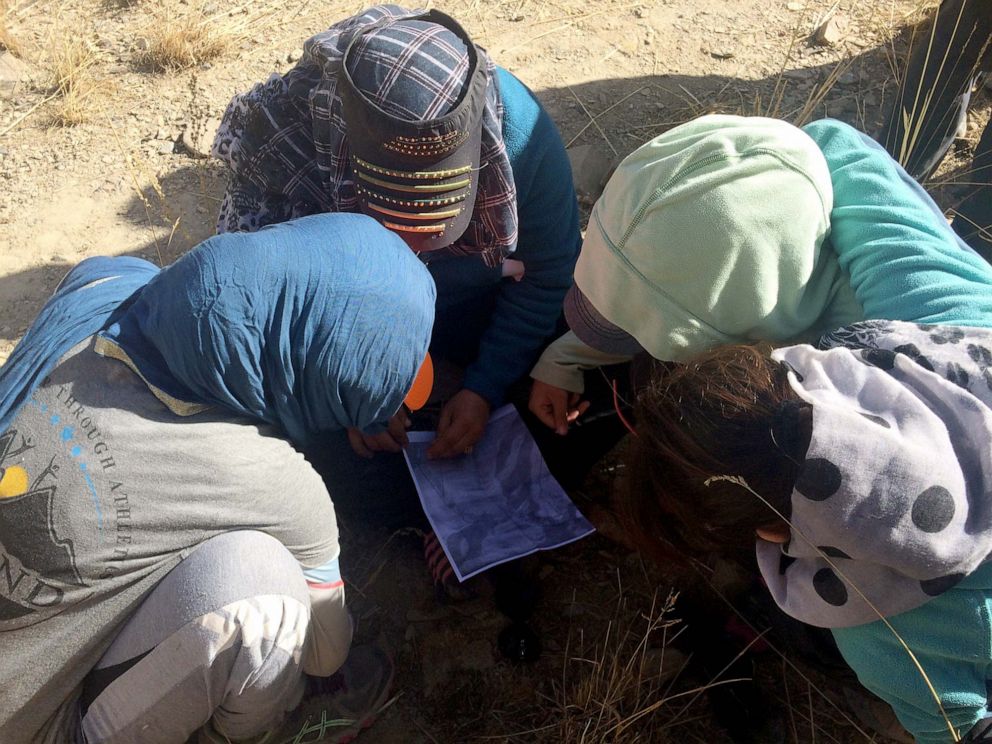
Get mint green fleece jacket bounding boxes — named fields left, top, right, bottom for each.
left=804, top=119, right=992, bottom=743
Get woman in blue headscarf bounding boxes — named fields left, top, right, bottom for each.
left=0, top=212, right=434, bottom=744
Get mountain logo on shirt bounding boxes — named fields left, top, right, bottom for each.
left=0, top=429, right=85, bottom=621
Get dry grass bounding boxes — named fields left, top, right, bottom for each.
left=547, top=591, right=687, bottom=742
left=139, top=2, right=232, bottom=72
left=48, top=35, right=103, bottom=126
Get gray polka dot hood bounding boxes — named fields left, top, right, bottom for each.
left=760, top=320, right=992, bottom=628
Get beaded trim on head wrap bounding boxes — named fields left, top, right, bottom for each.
left=211, top=5, right=518, bottom=267
left=338, top=9, right=487, bottom=250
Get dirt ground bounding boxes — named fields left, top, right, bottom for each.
left=1, top=0, right=990, bottom=742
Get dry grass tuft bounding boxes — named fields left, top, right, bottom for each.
left=139, top=3, right=232, bottom=72
left=544, top=591, right=691, bottom=743
left=49, top=36, right=102, bottom=126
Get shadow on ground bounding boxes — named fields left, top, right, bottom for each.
left=0, top=26, right=918, bottom=324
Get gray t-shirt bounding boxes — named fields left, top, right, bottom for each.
left=0, top=339, right=338, bottom=744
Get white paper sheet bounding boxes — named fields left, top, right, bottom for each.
left=403, top=405, right=595, bottom=581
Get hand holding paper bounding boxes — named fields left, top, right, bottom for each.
left=404, top=405, right=595, bottom=581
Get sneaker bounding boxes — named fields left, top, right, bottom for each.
left=198, top=644, right=395, bottom=744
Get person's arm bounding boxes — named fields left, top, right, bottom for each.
left=831, top=563, right=992, bottom=744
left=530, top=331, right=633, bottom=393
left=428, top=71, right=582, bottom=458
left=246, top=450, right=353, bottom=676
left=300, top=558, right=352, bottom=676
left=803, top=119, right=992, bottom=327
left=460, top=70, right=582, bottom=406
left=527, top=331, right=632, bottom=434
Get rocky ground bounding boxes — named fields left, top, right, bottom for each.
left=1, top=0, right=989, bottom=741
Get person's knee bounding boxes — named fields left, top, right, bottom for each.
left=82, top=532, right=315, bottom=743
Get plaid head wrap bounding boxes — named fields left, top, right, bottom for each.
left=212, top=5, right=518, bottom=267
left=341, top=14, right=486, bottom=250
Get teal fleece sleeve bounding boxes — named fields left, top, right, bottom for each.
left=803, top=119, right=992, bottom=328
left=832, top=563, right=992, bottom=743
left=461, top=68, right=581, bottom=405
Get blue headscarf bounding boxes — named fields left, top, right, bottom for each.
left=0, top=256, right=159, bottom=433
left=1, top=213, right=436, bottom=445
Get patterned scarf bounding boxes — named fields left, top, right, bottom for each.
left=211, top=4, right=517, bottom=268
left=759, top=320, right=992, bottom=628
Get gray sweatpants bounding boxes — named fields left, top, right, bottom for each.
left=79, top=531, right=313, bottom=743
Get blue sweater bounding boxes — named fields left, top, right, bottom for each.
left=804, top=119, right=992, bottom=743
left=437, top=68, right=581, bottom=405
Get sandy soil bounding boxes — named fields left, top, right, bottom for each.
left=1, top=0, right=989, bottom=741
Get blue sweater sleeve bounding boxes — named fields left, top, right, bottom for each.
left=461, top=69, right=581, bottom=405
left=802, top=119, right=992, bottom=328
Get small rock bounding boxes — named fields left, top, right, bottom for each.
left=286, top=49, right=302, bottom=63
left=814, top=13, right=849, bottom=46
left=180, top=117, right=222, bottom=159
left=200, top=62, right=212, bottom=70
left=100, top=155, right=114, bottom=165
left=710, top=49, right=735, bottom=59
left=0, top=51, right=35, bottom=99
left=786, top=1, right=803, bottom=9
left=158, top=141, right=175, bottom=155
left=509, top=13, right=525, bottom=21
left=783, top=67, right=816, bottom=80
left=567, top=144, right=619, bottom=204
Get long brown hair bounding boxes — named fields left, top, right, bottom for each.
left=619, top=345, right=811, bottom=563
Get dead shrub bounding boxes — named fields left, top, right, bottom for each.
left=49, top=36, right=102, bottom=126
left=547, top=592, right=689, bottom=743
left=139, top=3, right=231, bottom=72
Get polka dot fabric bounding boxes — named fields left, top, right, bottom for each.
left=761, top=321, right=992, bottom=628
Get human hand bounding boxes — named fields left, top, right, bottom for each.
left=528, top=379, right=590, bottom=436
left=427, top=388, right=491, bottom=460
left=346, top=409, right=412, bottom=459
